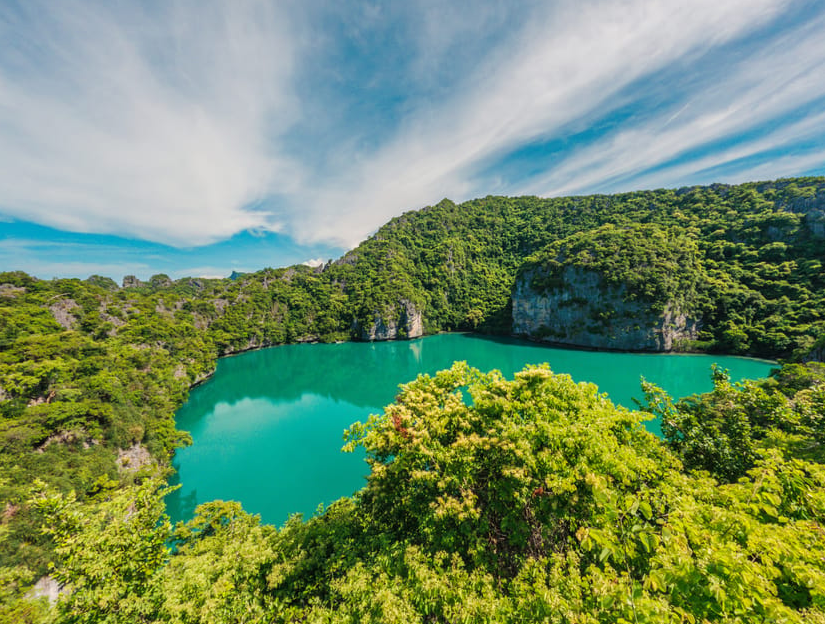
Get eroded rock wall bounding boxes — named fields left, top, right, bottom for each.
left=356, top=299, right=423, bottom=341
left=513, top=266, right=699, bottom=351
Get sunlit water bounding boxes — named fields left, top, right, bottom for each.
left=166, top=333, right=774, bottom=526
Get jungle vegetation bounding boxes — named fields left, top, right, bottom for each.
left=0, top=176, right=824, bottom=622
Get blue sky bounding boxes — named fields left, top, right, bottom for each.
left=1, top=0, right=824, bottom=281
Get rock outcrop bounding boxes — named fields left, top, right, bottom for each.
left=122, top=275, right=144, bottom=288
left=49, top=298, right=79, bottom=329
left=0, top=283, right=26, bottom=298
left=149, top=274, right=173, bottom=288
left=28, top=575, right=63, bottom=604
left=85, top=275, right=119, bottom=290
left=116, top=443, right=155, bottom=473
left=804, top=209, right=825, bottom=238
left=355, top=299, right=423, bottom=341
left=774, top=182, right=825, bottom=238
left=513, top=266, right=699, bottom=351
left=804, top=337, right=825, bottom=363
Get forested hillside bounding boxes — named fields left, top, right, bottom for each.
left=336, top=177, right=825, bottom=358
left=1, top=176, right=825, bottom=622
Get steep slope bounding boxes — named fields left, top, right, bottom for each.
left=1, top=176, right=824, bottom=582
left=512, top=224, right=704, bottom=350
left=328, top=177, right=825, bottom=358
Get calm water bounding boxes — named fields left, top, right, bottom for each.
left=166, top=334, right=774, bottom=526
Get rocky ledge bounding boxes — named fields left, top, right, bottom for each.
left=513, top=266, right=699, bottom=351
left=354, top=299, right=423, bottom=341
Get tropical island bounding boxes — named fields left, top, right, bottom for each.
left=1, top=177, right=824, bottom=622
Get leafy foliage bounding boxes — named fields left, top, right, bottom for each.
left=642, top=361, right=825, bottom=481
left=30, top=364, right=825, bottom=623
left=0, top=176, right=824, bottom=617
left=520, top=223, right=707, bottom=313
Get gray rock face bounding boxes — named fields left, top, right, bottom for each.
left=29, top=575, right=63, bottom=604
left=149, top=274, right=173, bottom=288
left=49, top=298, right=79, bottom=329
left=512, top=266, right=699, bottom=351
left=779, top=188, right=825, bottom=238
left=804, top=342, right=825, bottom=363
left=122, top=275, right=144, bottom=288
left=116, top=443, right=154, bottom=473
left=804, top=210, right=825, bottom=238
left=356, top=299, right=423, bottom=341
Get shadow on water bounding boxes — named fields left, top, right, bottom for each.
left=166, top=333, right=775, bottom=527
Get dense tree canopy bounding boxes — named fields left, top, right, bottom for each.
left=23, top=363, right=825, bottom=623
left=519, top=223, right=707, bottom=313
left=0, top=176, right=824, bottom=620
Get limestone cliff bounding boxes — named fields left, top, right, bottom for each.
left=513, top=266, right=699, bottom=351
left=776, top=184, right=825, bottom=238
left=512, top=224, right=703, bottom=352
left=804, top=336, right=825, bottom=363
left=355, top=299, right=423, bottom=341
left=122, top=275, right=144, bottom=288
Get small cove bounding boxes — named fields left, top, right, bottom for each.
left=165, top=333, right=775, bottom=526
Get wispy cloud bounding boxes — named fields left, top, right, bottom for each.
left=0, top=0, right=300, bottom=246
left=517, top=8, right=825, bottom=196
left=283, top=0, right=806, bottom=246
left=0, top=0, right=823, bottom=258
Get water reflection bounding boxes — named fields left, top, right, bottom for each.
left=166, top=334, right=775, bottom=527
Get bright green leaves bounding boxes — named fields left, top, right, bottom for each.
left=21, top=362, right=825, bottom=623
left=161, top=502, right=278, bottom=624
left=520, top=222, right=707, bottom=313
left=344, top=362, right=825, bottom=622
left=33, top=480, right=173, bottom=624
left=643, top=362, right=825, bottom=482
left=348, top=363, right=671, bottom=580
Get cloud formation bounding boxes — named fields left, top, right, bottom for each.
left=0, top=0, right=298, bottom=246
left=0, top=0, right=823, bottom=251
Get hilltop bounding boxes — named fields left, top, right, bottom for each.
left=1, top=176, right=825, bottom=622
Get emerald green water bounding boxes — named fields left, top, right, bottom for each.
left=166, top=333, right=774, bottom=526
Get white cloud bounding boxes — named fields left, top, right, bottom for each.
left=517, top=9, right=825, bottom=196
left=0, top=0, right=301, bottom=247
left=302, top=258, right=326, bottom=268
left=282, top=0, right=796, bottom=247
left=1, top=0, right=820, bottom=254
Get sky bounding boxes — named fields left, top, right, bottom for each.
left=1, top=0, right=824, bottom=282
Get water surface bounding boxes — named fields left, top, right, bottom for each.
left=166, top=334, right=774, bottom=526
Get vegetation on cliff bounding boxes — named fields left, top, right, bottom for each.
left=18, top=362, right=825, bottom=623
left=519, top=223, right=706, bottom=313
left=0, top=176, right=824, bottom=620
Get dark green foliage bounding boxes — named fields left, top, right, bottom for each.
left=328, top=178, right=825, bottom=357
left=520, top=223, right=706, bottom=313
left=642, top=361, right=825, bottom=481
left=33, top=364, right=825, bottom=623
left=0, top=176, right=824, bottom=617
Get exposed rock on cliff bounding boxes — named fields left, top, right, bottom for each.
left=773, top=180, right=825, bottom=238
left=116, top=443, right=154, bottom=473
left=513, top=266, right=699, bottom=351
left=804, top=336, right=825, bottom=362
left=28, top=575, right=63, bottom=604
left=85, top=275, right=119, bottom=291
left=804, top=209, right=825, bottom=238
left=122, top=275, right=144, bottom=288
left=49, top=297, right=79, bottom=329
left=355, top=299, right=423, bottom=341
left=0, top=283, right=25, bottom=298
left=513, top=224, right=703, bottom=352
left=149, top=274, right=173, bottom=288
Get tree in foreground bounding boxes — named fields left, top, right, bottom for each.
left=35, top=363, right=825, bottom=623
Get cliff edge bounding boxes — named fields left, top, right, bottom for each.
left=512, top=224, right=704, bottom=351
